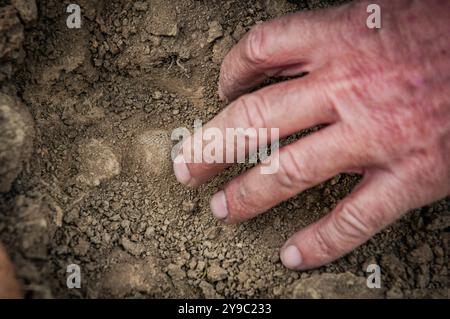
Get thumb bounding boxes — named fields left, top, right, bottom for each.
left=280, top=169, right=410, bottom=270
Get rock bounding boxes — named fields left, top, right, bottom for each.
left=11, top=0, right=37, bottom=23
left=291, top=272, right=384, bottom=299
left=51, top=202, right=64, bottom=227
left=167, top=263, right=186, bottom=280
left=0, top=5, right=24, bottom=62
left=408, top=244, right=434, bottom=264
left=133, top=1, right=148, bottom=12
left=426, top=215, right=450, bottom=231
left=73, top=238, right=90, bottom=256
left=152, top=90, right=163, bottom=100
left=199, top=280, right=220, bottom=299
left=100, top=252, right=171, bottom=298
left=144, top=0, right=178, bottom=36
left=237, top=271, right=249, bottom=284
left=61, top=102, right=105, bottom=126
left=415, top=265, right=430, bottom=288
left=386, top=282, right=404, bottom=299
left=127, top=130, right=171, bottom=178
left=64, top=209, right=80, bottom=224
left=380, top=254, right=407, bottom=279
left=207, top=264, right=227, bottom=282
left=0, top=93, right=34, bottom=192
left=232, top=24, right=246, bottom=42
left=197, top=260, right=206, bottom=272
left=75, top=139, right=121, bottom=187
left=121, top=236, right=144, bottom=257
left=207, top=21, right=223, bottom=43
left=144, top=226, right=155, bottom=239
left=206, top=226, right=221, bottom=240
left=212, top=35, right=235, bottom=64
left=182, top=199, right=197, bottom=213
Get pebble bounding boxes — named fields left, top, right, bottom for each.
left=207, top=21, right=223, bottom=43
left=121, top=236, right=144, bottom=256
left=207, top=264, right=228, bottom=282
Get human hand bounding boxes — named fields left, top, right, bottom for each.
left=173, top=0, right=450, bottom=270
left=0, top=244, right=21, bottom=298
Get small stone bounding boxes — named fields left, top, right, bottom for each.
left=167, top=263, right=186, bottom=280
left=144, top=0, right=178, bottom=36
left=199, top=280, right=219, bottom=299
left=380, top=254, right=406, bottom=279
left=207, top=21, right=223, bottom=43
left=196, top=260, right=206, bottom=272
left=153, top=91, right=163, bottom=100
left=182, top=199, right=197, bottom=213
left=187, top=269, right=197, bottom=279
left=145, top=226, right=155, bottom=238
left=74, top=238, right=90, bottom=256
left=121, top=236, right=144, bottom=256
left=76, top=139, right=121, bottom=187
left=11, top=0, right=38, bottom=22
left=206, top=226, right=221, bottom=240
left=386, top=283, right=404, bottom=299
left=408, top=244, right=434, bottom=264
left=237, top=271, right=249, bottom=284
left=206, top=264, right=227, bottom=282
left=212, top=35, right=235, bottom=64
left=64, top=209, right=80, bottom=224
left=232, top=24, right=246, bottom=41
left=133, top=1, right=148, bottom=11
left=52, top=203, right=64, bottom=227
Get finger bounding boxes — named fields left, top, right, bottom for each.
left=279, top=169, right=411, bottom=270
left=0, top=244, right=22, bottom=299
left=174, top=74, right=338, bottom=187
left=218, top=6, right=349, bottom=101
left=209, top=123, right=366, bottom=222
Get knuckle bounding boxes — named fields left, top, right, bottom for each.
left=226, top=184, right=254, bottom=221
left=276, top=149, right=315, bottom=189
left=244, top=24, right=268, bottom=65
left=235, top=93, right=268, bottom=129
left=313, top=223, right=339, bottom=261
left=332, top=200, right=373, bottom=242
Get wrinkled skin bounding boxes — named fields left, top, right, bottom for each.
left=173, top=0, right=450, bottom=270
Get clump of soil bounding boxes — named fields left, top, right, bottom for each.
left=0, top=0, right=448, bottom=299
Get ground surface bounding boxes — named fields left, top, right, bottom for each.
left=0, top=0, right=448, bottom=298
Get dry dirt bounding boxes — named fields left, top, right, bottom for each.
left=0, top=0, right=448, bottom=299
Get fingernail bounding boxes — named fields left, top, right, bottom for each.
left=280, top=245, right=303, bottom=269
left=173, top=154, right=192, bottom=185
left=210, top=191, right=229, bottom=220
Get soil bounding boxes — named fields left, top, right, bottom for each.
left=0, top=0, right=448, bottom=299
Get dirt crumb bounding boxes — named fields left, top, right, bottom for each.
left=75, top=139, right=121, bottom=187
